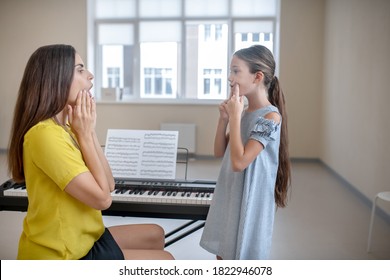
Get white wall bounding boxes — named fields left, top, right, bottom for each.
left=322, top=0, right=390, bottom=213
left=0, top=0, right=87, bottom=150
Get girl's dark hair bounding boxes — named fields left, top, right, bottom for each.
left=235, top=45, right=291, bottom=208
left=8, top=44, right=76, bottom=182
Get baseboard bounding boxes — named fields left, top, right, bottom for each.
left=290, top=157, right=390, bottom=224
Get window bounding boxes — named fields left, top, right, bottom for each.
left=140, top=42, right=177, bottom=98
left=88, top=0, right=279, bottom=103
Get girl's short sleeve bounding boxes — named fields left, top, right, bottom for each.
left=249, top=117, right=280, bottom=148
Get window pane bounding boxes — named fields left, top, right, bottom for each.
left=140, top=21, right=181, bottom=42
left=234, top=21, right=274, bottom=52
left=101, top=46, right=123, bottom=88
left=98, top=24, right=134, bottom=45
left=140, top=43, right=178, bottom=98
left=185, top=21, right=228, bottom=99
left=234, top=21, right=273, bottom=33
left=95, top=0, right=136, bottom=18
left=185, top=0, right=228, bottom=17
left=232, top=0, right=276, bottom=17
left=97, top=23, right=134, bottom=100
left=100, top=45, right=134, bottom=100
left=96, top=45, right=133, bottom=99
left=140, top=0, right=181, bottom=17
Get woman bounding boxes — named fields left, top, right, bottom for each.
left=8, top=44, right=174, bottom=260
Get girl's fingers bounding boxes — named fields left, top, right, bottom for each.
left=230, top=84, right=239, bottom=99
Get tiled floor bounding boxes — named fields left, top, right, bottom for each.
left=0, top=153, right=389, bottom=260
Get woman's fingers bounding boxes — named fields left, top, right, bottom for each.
left=69, top=90, right=96, bottom=132
left=67, top=104, right=73, bottom=124
left=74, top=90, right=92, bottom=115
left=82, top=90, right=88, bottom=114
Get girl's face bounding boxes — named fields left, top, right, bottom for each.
left=68, top=53, right=94, bottom=105
left=228, top=55, right=257, bottom=97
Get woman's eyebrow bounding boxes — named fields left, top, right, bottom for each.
left=74, top=63, right=84, bottom=68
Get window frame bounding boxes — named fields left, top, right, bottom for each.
left=87, top=0, right=280, bottom=105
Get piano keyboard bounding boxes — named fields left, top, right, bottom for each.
left=1, top=178, right=215, bottom=220
left=112, top=179, right=214, bottom=205
left=2, top=179, right=214, bottom=205
left=3, top=182, right=27, bottom=197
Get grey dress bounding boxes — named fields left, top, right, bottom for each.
left=200, top=105, right=281, bottom=260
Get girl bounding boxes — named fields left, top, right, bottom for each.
left=8, top=44, right=174, bottom=260
left=200, top=45, right=291, bottom=260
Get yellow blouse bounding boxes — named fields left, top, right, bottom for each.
left=17, top=119, right=104, bottom=259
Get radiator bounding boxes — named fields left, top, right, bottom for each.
left=160, top=123, right=196, bottom=154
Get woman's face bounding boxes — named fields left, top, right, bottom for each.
left=68, top=53, right=94, bottom=105
left=228, top=55, right=257, bottom=97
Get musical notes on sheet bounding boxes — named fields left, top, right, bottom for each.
left=104, top=129, right=179, bottom=179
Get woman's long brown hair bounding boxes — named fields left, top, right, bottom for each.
left=8, top=44, right=76, bottom=182
left=235, top=45, right=291, bottom=208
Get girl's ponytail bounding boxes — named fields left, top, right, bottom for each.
left=269, top=76, right=291, bottom=208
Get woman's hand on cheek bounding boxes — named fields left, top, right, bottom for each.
left=68, top=90, right=95, bottom=137
left=89, top=91, right=97, bottom=129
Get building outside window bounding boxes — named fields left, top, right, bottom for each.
left=88, top=0, right=279, bottom=103
left=144, top=67, right=173, bottom=97
left=107, top=67, right=120, bottom=88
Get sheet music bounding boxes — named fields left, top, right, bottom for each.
left=104, top=129, right=179, bottom=180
